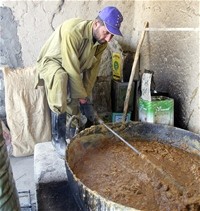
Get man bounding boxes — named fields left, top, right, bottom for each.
left=35, top=6, right=123, bottom=158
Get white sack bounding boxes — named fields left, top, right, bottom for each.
left=3, top=67, right=51, bottom=157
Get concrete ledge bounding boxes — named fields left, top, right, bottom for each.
left=34, top=142, right=79, bottom=210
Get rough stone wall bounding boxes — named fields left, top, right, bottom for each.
left=0, top=1, right=199, bottom=134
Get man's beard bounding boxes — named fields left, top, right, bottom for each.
left=93, top=28, right=106, bottom=44
left=97, top=39, right=106, bottom=44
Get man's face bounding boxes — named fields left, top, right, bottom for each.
left=93, top=20, right=114, bottom=44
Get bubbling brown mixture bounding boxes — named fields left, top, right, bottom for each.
left=71, top=139, right=200, bottom=210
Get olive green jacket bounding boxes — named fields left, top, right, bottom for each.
left=35, top=18, right=107, bottom=113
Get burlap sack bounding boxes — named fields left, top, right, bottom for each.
left=3, top=66, right=51, bottom=157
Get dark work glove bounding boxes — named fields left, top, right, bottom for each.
left=79, top=101, right=95, bottom=128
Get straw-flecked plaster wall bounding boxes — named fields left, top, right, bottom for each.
left=0, top=1, right=199, bottom=134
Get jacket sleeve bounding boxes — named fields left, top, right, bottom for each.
left=60, top=28, right=88, bottom=99
left=83, top=44, right=107, bottom=96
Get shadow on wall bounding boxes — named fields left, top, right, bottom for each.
left=0, top=7, right=24, bottom=118
left=0, top=7, right=23, bottom=68
left=174, top=97, right=188, bottom=130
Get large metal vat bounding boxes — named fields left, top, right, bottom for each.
left=65, top=121, right=200, bottom=210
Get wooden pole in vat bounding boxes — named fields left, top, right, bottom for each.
left=122, top=21, right=149, bottom=122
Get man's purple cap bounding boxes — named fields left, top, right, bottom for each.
left=98, top=6, right=123, bottom=36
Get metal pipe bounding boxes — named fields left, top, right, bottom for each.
left=98, top=118, right=141, bottom=155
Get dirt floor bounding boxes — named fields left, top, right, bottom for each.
left=71, top=138, right=200, bottom=211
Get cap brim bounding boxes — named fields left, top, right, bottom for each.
left=104, top=22, right=123, bottom=36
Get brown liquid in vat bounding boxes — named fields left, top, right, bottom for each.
left=72, top=139, right=200, bottom=210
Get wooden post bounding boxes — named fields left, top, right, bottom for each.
left=122, top=21, right=149, bottom=122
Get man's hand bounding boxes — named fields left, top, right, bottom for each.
left=79, top=98, right=95, bottom=125
left=79, top=98, right=88, bottom=104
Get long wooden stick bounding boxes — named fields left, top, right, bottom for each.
left=122, top=21, right=149, bottom=122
